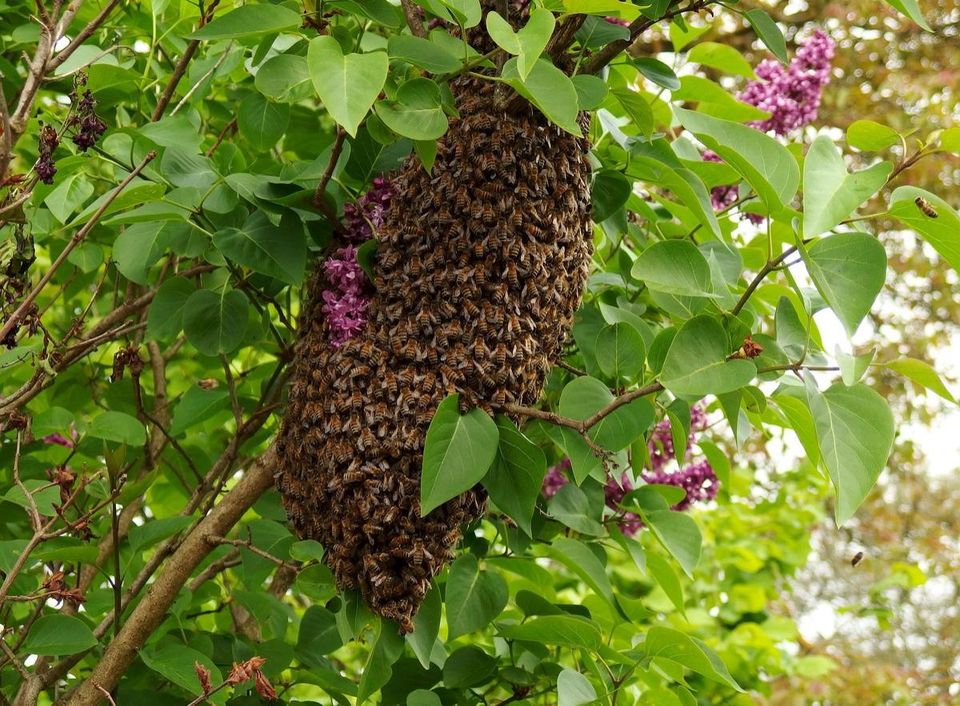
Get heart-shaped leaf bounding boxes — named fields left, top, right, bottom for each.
left=308, top=36, right=388, bottom=136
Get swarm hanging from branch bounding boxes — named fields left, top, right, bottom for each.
left=276, top=69, right=593, bottom=632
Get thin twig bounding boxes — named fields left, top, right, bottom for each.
left=580, top=0, right=711, bottom=75
left=151, top=0, right=221, bottom=121
left=0, top=73, right=13, bottom=180
left=0, top=151, right=157, bottom=344
left=313, top=127, right=346, bottom=210
left=169, top=42, right=232, bottom=116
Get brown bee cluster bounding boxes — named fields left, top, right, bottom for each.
left=276, top=77, right=593, bottom=631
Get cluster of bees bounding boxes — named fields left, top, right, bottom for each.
left=276, top=78, right=593, bottom=631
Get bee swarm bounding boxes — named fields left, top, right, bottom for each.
left=276, top=79, right=593, bottom=631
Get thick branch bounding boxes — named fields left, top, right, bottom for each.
left=61, top=446, right=277, bottom=706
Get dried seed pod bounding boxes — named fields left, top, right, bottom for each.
left=276, top=77, right=592, bottom=632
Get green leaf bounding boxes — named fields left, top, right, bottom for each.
left=591, top=169, right=632, bottom=222
left=114, top=221, right=189, bottom=285
left=626, top=157, right=721, bottom=238
left=498, top=615, right=602, bottom=649
left=631, top=240, right=714, bottom=297
left=846, top=119, right=900, bottom=151
left=596, top=322, right=645, bottom=380
left=883, top=0, right=931, bottom=30
left=633, top=57, right=680, bottom=90
left=884, top=357, right=956, bottom=404
left=407, top=582, right=442, bottom=668
left=807, top=381, right=896, bottom=524
left=308, top=36, right=389, bottom=137
left=140, top=644, right=221, bottom=695
left=543, top=0, right=640, bottom=19
left=443, top=646, right=497, bottom=687
left=559, top=376, right=654, bottom=452
left=675, top=107, right=799, bottom=210
left=571, top=74, right=607, bottom=110
left=483, top=417, right=547, bottom=536
left=486, top=9, right=555, bottom=80
left=407, top=690, right=442, bottom=706
left=375, top=78, right=449, bottom=140
left=182, top=288, right=250, bottom=356
left=255, top=54, right=312, bottom=102
left=237, top=92, right=290, bottom=150
left=547, top=537, right=616, bottom=607
left=641, top=510, right=701, bottom=578
left=643, top=626, right=743, bottom=690
left=88, top=411, right=145, bottom=446
left=387, top=35, right=461, bottom=73
left=687, top=42, right=755, bottom=78
left=500, top=58, right=581, bottom=136
left=421, top=394, right=499, bottom=515
left=169, top=386, right=230, bottom=436
left=612, top=88, right=653, bottom=138
left=22, top=615, right=98, bottom=656
left=147, top=277, right=194, bottom=341
left=645, top=551, right=685, bottom=616
left=45, top=172, right=94, bottom=224
left=744, top=9, right=788, bottom=63
left=802, top=136, right=891, bottom=237
left=298, top=605, right=343, bottom=655
left=213, top=212, right=306, bottom=285
left=557, top=669, right=597, bottom=706
left=357, top=621, right=405, bottom=704
left=190, top=4, right=303, bottom=39
left=445, top=554, right=509, bottom=639
left=888, top=186, right=960, bottom=273
left=802, top=232, right=887, bottom=337
left=660, top=316, right=756, bottom=396
left=548, top=484, right=604, bottom=535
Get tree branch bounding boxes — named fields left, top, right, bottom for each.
left=580, top=0, right=711, bottom=75
left=400, top=0, right=427, bottom=38
left=60, top=446, right=277, bottom=706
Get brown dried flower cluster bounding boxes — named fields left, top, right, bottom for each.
left=276, top=78, right=593, bottom=631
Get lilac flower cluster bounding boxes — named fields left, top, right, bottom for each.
left=36, top=125, right=59, bottom=185
left=642, top=404, right=718, bottom=511
left=69, top=90, right=108, bottom=152
left=321, top=177, right=394, bottom=345
left=539, top=405, right=718, bottom=535
left=708, top=29, right=836, bottom=211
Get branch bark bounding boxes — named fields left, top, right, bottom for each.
left=60, top=445, right=277, bottom=706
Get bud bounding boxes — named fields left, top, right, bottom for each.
left=194, top=662, right=212, bottom=694
left=254, top=670, right=277, bottom=700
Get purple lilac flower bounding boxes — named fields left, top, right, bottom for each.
left=738, top=29, right=835, bottom=136
left=36, top=125, right=59, bottom=184
left=541, top=458, right=571, bottom=498
left=321, top=177, right=394, bottom=345
left=643, top=459, right=718, bottom=512
left=43, top=433, right=74, bottom=449
left=642, top=404, right=718, bottom=511
left=321, top=246, right=369, bottom=346
left=707, top=30, right=835, bottom=213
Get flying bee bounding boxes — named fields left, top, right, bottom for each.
left=851, top=551, right=864, bottom=567
left=914, top=196, right=937, bottom=218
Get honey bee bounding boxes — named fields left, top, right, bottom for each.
left=407, top=255, right=422, bottom=277
left=505, top=262, right=519, bottom=288
left=914, top=196, right=937, bottom=218
left=381, top=506, right=399, bottom=525
left=347, top=415, right=362, bottom=435
left=397, top=367, right=416, bottom=387
left=454, top=187, right=468, bottom=211
left=426, top=347, right=440, bottom=366
left=343, top=470, right=365, bottom=485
